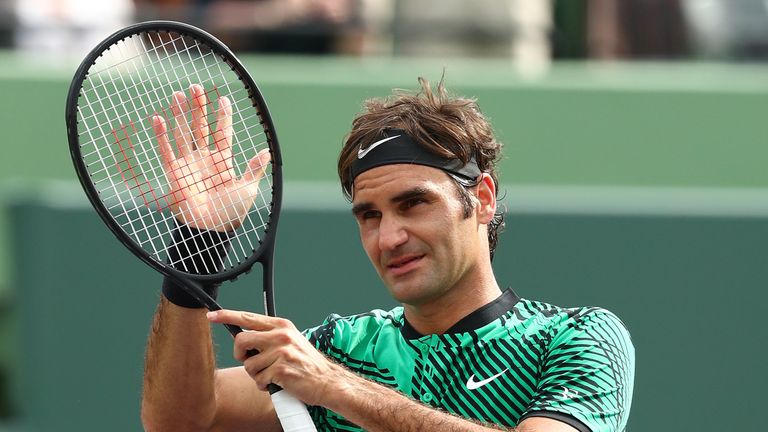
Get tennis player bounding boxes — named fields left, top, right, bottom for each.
left=141, top=78, right=635, bottom=432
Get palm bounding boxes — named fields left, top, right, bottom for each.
left=152, top=85, right=269, bottom=232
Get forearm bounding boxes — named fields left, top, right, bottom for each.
left=325, top=366, right=513, bottom=432
left=141, top=297, right=217, bottom=431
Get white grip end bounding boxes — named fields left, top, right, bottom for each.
left=271, top=389, right=318, bottom=432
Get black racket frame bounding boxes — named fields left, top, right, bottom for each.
left=65, top=21, right=283, bottom=317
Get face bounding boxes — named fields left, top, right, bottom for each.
left=351, top=164, right=488, bottom=307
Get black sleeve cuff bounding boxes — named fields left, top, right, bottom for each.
left=162, top=277, right=220, bottom=309
left=166, top=223, right=234, bottom=275
left=518, top=410, right=592, bottom=432
left=162, top=222, right=233, bottom=308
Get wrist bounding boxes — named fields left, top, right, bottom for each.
left=162, top=222, right=233, bottom=308
left=321, top=365, right=388, bottom=415
left=162, top=277, right=220, bottom=309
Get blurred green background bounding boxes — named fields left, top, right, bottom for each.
left=1, top=1, right=768, bottom=431
left=1, top=53, right=766, bottom=432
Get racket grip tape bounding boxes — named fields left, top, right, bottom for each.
left=270, top=389, right=318, bottom=432
left=242, top=348, right=316, bottom=431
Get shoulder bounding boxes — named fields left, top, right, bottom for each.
left=551, top=304, right=634, bottom=357
left=497, top=298, right=634, bottom=373
left=514, top=298, right=632, bottom=345
left=508, top=298, right=635, bottom=387
left=517, top=300, right=635, bottom=431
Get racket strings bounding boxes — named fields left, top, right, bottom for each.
left=105, top=35, right=244, bottom=274
left=81, top=39, right=249, bottom=131
left=77, top=30, right=274, bottom=273
left=81, top=112, right=264, bottom=188
left=103, top=94, right=262, bottom=208
left=77, top=86, right=253, bottom=144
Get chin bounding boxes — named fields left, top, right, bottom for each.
left=385, top=281, right=418, bottom=303
left=386, top=279, right=440, bottom=306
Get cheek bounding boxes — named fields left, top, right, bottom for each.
left=358, top=227, right=380, bottom=260
left=444, top=218, right=479, bottom=256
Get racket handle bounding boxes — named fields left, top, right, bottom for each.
left=270, top=388, right=318, bottom=432
left=240, top=349, right=315, bottom=431
left=200, top=285, right=314, bottom=430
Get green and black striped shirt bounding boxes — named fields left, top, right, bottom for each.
left=304, top=289, right=634, bottom=431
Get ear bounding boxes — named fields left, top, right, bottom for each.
left=475, top=173, right=496, bottom=224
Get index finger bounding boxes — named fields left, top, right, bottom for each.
left=207, top=310, right=274, bottom=330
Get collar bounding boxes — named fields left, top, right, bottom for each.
left=401, top=288, right=520, bottom=339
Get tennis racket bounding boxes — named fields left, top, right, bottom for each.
left=65, top=21, right=316, bottom=431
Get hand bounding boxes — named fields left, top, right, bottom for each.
left=207, top=310, right=344, bottom=406
left=151, top=84, right=270, bottom=232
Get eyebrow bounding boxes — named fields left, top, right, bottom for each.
left=351, top=202, right=373, bottom=216
left=351, top=186, right=431, bottom=216
left=392, top=186, right=430, bottom=204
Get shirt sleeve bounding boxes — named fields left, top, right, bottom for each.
left=520, top=308, right=635, bottom=432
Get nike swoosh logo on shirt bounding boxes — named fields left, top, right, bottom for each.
left=357, top=135, right=401, bottom=159
left=466, top=369, right=509, bottom=390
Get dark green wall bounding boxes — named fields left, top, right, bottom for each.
left=4, top=184, right=768, bottom=431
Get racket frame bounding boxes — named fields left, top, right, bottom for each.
left=65, top=20, right=283, bottom=314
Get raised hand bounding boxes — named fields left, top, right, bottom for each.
left=151, top=84, right=270, bottom=232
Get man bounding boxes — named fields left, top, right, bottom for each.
left=141, top=78, right=634, bottom=432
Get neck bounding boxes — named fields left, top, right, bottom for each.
left=403, top=270, right=501, bottom=336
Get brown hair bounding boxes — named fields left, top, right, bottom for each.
left=337, top=76, right=506, bottom=259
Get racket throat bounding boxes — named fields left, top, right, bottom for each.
left=261, top=243, right=278, bottom=317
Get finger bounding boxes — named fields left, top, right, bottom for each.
left=239, top=149, right=271, bottom=185
left=190, top=84, right=210, bottom=149
left=212, top=95, right=232, bottom=153
left=243, top=351, right=281, bottom=391
left=233, top=331, right=265, bottom=362
left=232, top=327, right=294, bottom=362
left=207, top=310, right=275, bottom=331
left=151, top=115, right=175, bottom=171
left=170, top=91, right=193, bottom=156
left=210, top=96, right=233, bottom=175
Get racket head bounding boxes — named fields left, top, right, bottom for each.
left=66, top=21, right=282, bottom=284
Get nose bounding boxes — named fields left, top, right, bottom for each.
left=378, top=214, right=408, bottom=252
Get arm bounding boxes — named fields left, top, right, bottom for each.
left=208, top=310, right=580, bottom=432
left=141, top=298, right=216, bottom=431
left=325, top=367, right=578, bottom=432
left=141, top=298, right=281, bottom=432
left=140, top=84, right=278, bottom=431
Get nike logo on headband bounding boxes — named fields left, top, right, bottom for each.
left=357, top=135, right=401, bottom=159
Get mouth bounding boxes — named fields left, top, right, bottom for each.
left=386, top=254, right=425, bottom=276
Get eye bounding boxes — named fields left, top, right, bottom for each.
left=360, top=210, right=381, bottom=220
left=402, top=197, right=426, bottom=210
